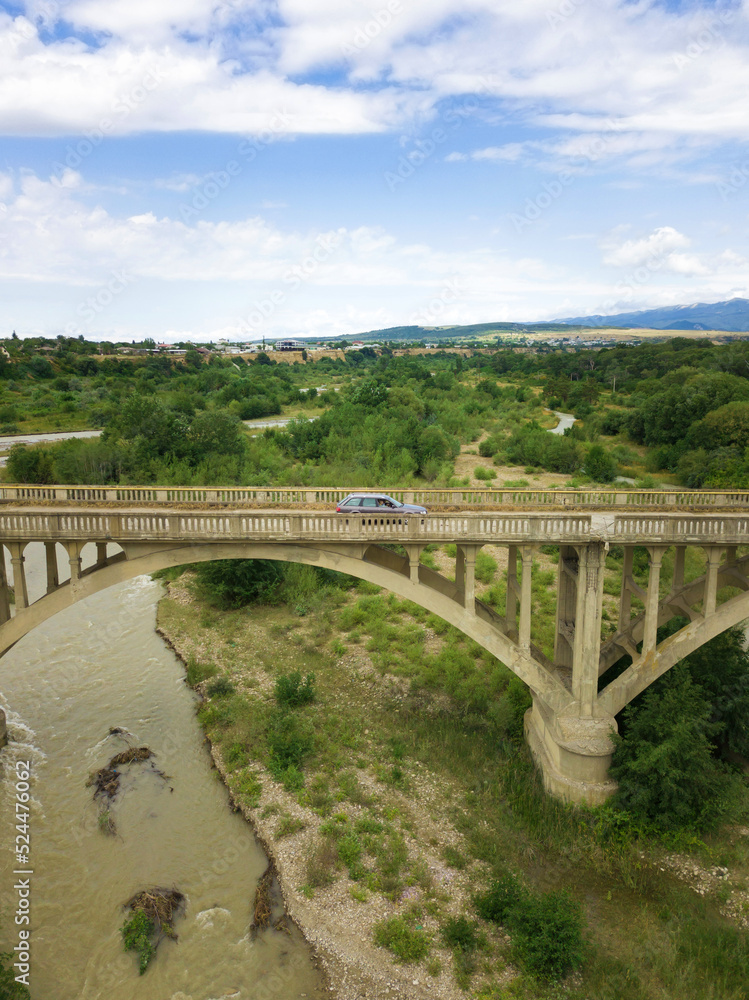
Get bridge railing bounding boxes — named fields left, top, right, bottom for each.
left=2, top=484, right=749, bottom=509
left=2, top=509, right=749, bottom=546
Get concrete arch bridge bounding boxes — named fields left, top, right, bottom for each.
left=2, top=484, right=749, bottom=804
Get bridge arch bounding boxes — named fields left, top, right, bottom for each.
left=0, top=541, right=573, bottom=715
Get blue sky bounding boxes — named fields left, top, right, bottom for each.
left=1, top=0, right=748, bottom=341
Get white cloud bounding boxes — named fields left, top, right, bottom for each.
left=600, top=226, right=692, bottom=269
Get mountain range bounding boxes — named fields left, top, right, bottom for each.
left=554, top=297, right=749, bottom=332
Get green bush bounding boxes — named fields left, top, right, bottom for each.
left=374, top=916, right=430, bottom=963
left=267, top=710, right=314, bottom=777
left=474, top=871, right=526, bottom=923
left=121, top=910, right=154, bottom=975
left=275, top=670, right=316, bottom=707
left=509, top=890, right=585, bottom=979
left=441, top=916, right=480, bottom=953
left=474, top=466, right=497, bottom=480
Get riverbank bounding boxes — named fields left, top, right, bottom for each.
left=154, top=567, right=749, bottom=1000
left=156, top=574, right=495, bottom=1000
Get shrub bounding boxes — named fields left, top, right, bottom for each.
left=185, top=656, right=217, bottom=686
left=275, top=670, right=316, bottom=707
left=121, top=910, right=154, bottom=975
left=374, top=916, right=430, bottom=963
left=509, top=890, right=585, bottom=979
left=474, top=466, right=497, bottom=481
left=267, top=710, right=314, bottom=776
left=441, top=916, right=480, bottom=952
left=474, top=871, right=525, bottom=924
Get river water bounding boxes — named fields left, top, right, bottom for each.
left=0, top=545, right=324, bottom=1000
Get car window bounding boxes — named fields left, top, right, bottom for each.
left=361, top=498, right=378, bottom=507
left=342, top=497, right=360, bottom=507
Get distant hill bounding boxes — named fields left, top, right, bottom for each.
left=554, top=297, right=749, bottom=332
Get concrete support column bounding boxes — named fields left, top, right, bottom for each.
left=554, top=545, right=577, bottom=671
left=518, top=545, right=533, bottom=653
left=642, top=547, right=666, bottom=657
left=66, top=541, right=85, bottom=597
left=457, top=544, right=477, bottom=610
left=618, top=546, right=634, bottom=631
left=505, top=544, right=518, bottom=634
left=0, top=546, right=11, bottom=625
left=45, top=542, right=59, bottom=593
left=404, top=545, right=423, bottom=584
left=571, top=543, right=605, bottom=715
left=7, top=542, right=29, bottom=611
left=704, top=546, right=723, bottom=617
left=96, top=542, right=108, bottom=567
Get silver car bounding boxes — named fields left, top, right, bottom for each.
left=336, top=493, right=427, bottom=514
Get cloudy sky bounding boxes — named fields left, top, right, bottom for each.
left=1, top=0, right=748, bottom=341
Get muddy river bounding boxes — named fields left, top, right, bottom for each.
left=0, top=544, right=324, bottom=1000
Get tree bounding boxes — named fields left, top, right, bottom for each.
left=6, top=444, right=54, bottom=484
left=610, top=670, right=734, bottom=830
left=584, top=444, right=617, bottom=482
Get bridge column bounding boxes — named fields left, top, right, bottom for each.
left=506, top=544, right=518, bottom=638
left=571, top=543, right=606, bottom=714
left=618, top=545, right=635, bottom=632
left=96, top=542, right=108, bottom=567
left=703, top=546, right=724, bottom=617
left=7, top=543, right=29, bottom=611
left=66, top=541, right=84, bottom=597
left=0, top=546, right=11, bottom=625
left=554, top=545, right=577, bottom=672
left=456, top=544, right=478, bottom=610
left=403, top=545, right=423, bottom=584
left=642, top=546, right=666, bottom=657
left=45, top=542, right=59, bottom=593
left=518, top=545, right=533, bottom=654
left=526, top=541, right=617, bottom=805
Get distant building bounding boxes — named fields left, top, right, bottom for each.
left=275, top=339, right=307, bottom=351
